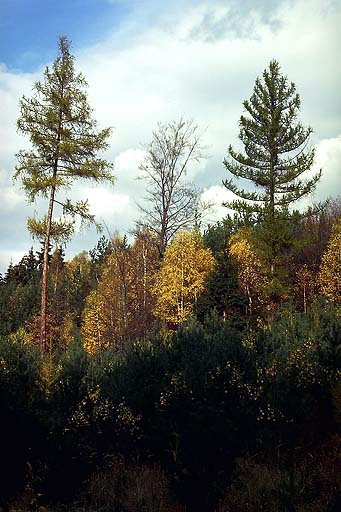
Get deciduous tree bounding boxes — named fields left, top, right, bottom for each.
left=82, top=290, right=108, bottom=355
left=15, top=36, right=114, bottom=353
left=318, top=217, right=341, bottom=303
left=130, top=229, right=159, bottom=337
left=153, top=231, right=215, bottom=325
left=137, top=119, right=206, bottom=256
left=82, top=237, right=133, bottom=352
left=229, top=228, right=268, bottom=316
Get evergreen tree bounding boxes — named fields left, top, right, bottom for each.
left=199, top=219, right=246, bottom=322
left=222, top=60, right=321, bottom=295
left=0, top=251, right=41, bottom=335
left=89, top=235, right=112, bottom=285
left=223, top=60, right=320, bottom=218
left=14, top=35, right=114, bottom=353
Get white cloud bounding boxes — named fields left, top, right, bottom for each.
left=0, top=181, right=26, bottom=211
left=307, top=135, right=341, bottom=204
left=77, top=147, right=147, bottom=233
left=0, top=250, right=26, bottom=275
left=85, top=187, right=129, bottom=217
left=201, top=185, right=236, bottom=222
left=114, top=148, right=146, bottom=184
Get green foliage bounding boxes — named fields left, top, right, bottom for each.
left=254, top=302, right=341, bottom=446
left=0, top=249, right=41, bottom=335
left=223, top=60, right=321, bottom=298
left=253, top=208, right=303, bottom=297
left=223, top=59, right=320, bottom=216
left=0, top=301, right=340, bottom=510
left=15, top=34, right=114, bottom=243
left=89, top=235, right=113, bottom=285
left=199, top=220, right=247, bottom=322
left=0, top=336, right=43, bottom=503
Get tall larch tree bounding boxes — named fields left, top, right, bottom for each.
left=223, top=60, right=321, bottom=278
left=15, top=36, right=114, bottom=353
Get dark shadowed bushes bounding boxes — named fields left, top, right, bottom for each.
left=0, top=302, right=340, bottom=510
left=0, top=337, right=43, bottom=503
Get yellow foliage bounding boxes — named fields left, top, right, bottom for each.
left=59, top=312, right=75, bottom=347
left=295, top=264, right=317, bottom=313
left=153, top=231, right=215, bottom=325
left=8, top=326, right=32, bottom=345
left=82, top=290, right=108, bottom=355
left=38, top=356, right=59, bottom=399
left=229, top=228, right=268, bottom=314
left=82, top=232, right=159, bottom=354
left=318, top=217, right=341, bottom=303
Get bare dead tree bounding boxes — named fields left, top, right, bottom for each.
left=137, top=118, right=207, bottom=257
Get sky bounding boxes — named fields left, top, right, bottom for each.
left=0, top=0, right=340, bottom=274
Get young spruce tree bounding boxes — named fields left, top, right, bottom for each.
left=15, top=36, right=114, bottom=353
left=223, top=60, right=321, bottom=292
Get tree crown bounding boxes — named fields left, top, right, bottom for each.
left=223, top=59, right=321, bottom=216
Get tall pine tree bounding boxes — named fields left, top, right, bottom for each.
left=223, top=60, right=320, bottom=217
left=15, top=36, right=114, bottom=353
left=223, top=60, right=321, bottom=291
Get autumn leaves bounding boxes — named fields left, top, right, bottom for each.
left=82, top=230, right=215, bottom=353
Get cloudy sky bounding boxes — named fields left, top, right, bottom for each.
left=0, top=0, right=340, bottom=274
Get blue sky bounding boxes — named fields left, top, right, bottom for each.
left=0, top=0, right=340, bottom=274
left=0, top=0, right=128, bottom=70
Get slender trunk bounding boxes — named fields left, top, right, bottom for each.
left=303, top=284, right=307, bottom=314
left=246, top=283, right=252, bottom=316
left=180, top=259, right=184, bottom=320
left=53, top=256, right=60, bottom=302
left=40, top=181, right=56, bottom=354
left=143, top=247, right=147, bottom=311
left=40, top=60, right=64, bottom=354
left=269, top=154, right=275, bottom=276
left=142, top=246, right=147, bottom=337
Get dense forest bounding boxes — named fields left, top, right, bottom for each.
left=0, top=37, right=340, bottom=512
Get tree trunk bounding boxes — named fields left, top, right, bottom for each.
left=40, top=183, right=56, bottom=354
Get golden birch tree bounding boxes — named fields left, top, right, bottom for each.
left=82, top=233, right=160, bottom=353
left=81, top=290, right=108, bottom=355
left=229, top=228, right=268, bottom=316
left=153, top=231, right=215, bottom=325
left=129, top=229, right=159, bottom=338
left=318, top=217, right=341, bottom=303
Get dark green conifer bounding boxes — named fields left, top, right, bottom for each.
left=223, top=60, right=320, bottom=217
left=223, top=60, right=321, bottom=291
